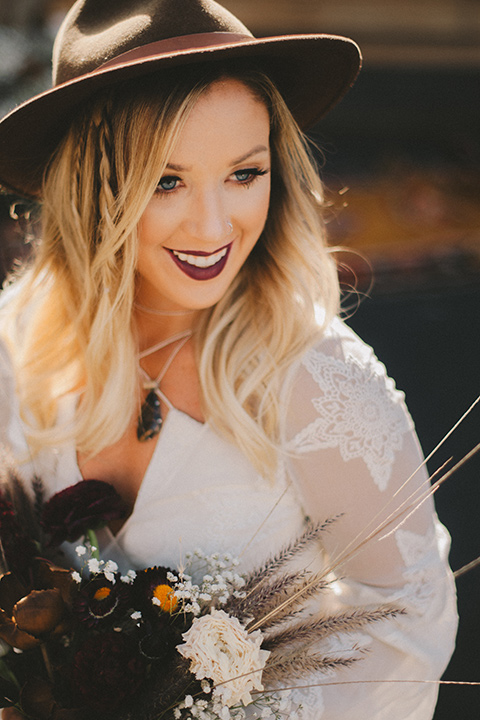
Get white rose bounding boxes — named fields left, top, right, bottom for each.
left=177, top=608, right=270, bottom=707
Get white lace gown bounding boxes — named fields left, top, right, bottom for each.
left=0, top=318, right=457, bottom=719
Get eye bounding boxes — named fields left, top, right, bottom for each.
left=232, top=168, right=269, bottom=186
left=156, top=175, right=180, bottom=193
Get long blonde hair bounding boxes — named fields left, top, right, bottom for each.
left=1, top=63, right=340, bottom=473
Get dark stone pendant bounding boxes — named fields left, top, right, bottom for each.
left=137, top=389, right=162, bottom=442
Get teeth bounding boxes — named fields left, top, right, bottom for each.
left=172, top=247, right=228, bottom=268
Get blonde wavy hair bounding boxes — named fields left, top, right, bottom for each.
left=1, top=62, right=340, bottom=474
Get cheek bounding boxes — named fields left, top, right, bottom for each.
left=243, top=183, right=271, bottom=232
left=138, top=196, right=183, bottom=250
left=138, top=206, right=164, bottom=249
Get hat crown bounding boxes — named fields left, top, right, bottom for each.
left=53, top=0, right=252, bottom=86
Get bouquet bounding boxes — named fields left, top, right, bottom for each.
left=0, top=470, right=404, bottom=720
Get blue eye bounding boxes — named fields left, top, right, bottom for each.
left=234, top=170, right=253, bottom=182
left=233, top=168, right=269, bottom=186
left=157, top=175, right=179, bottom=192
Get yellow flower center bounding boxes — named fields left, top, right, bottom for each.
left=94, top=586, right=112, bottom=601
left=153, top=584, right=178, bottom=613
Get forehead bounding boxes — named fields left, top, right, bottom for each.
left=168, top=78, right=271, bottom=164
left=199, top=76, right=268, bottom=112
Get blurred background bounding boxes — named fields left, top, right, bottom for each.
left=0, top=1, right=479, bottom=716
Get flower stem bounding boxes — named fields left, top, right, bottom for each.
left=86, top=529, right=100, bottom=560
left=41, top=643, right=55, bottom=684
left=0, top=657, right=21, bottom=690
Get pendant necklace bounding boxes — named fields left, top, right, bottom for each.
left=137, top=330, right=192, bottom=442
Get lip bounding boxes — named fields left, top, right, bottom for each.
left=166, top=242, right=232, bottom=281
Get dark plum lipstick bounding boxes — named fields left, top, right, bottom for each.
left=166, top=242, right=232, bottom=281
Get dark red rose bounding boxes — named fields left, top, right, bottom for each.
left=41, top=480, right=126, bottom=547
left=73, top=632, right=146, bottom=713
left=0, top=490, right=37, bottom=581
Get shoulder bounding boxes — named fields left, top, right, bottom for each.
left=0, top=281, right=17, bottom=385
left=0, top=334, right=17, bottom=409
left=290, top=315, right=408, bottom=407
left=0, top=334, right=15, bottom=384
left=0, top=335, right=20, bottom=452
left=307, top=313, right=395, bottom=375
left=284, top=316, right=415, bottom=490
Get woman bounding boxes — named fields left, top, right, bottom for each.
left=0, top=1, right=457, bottom=718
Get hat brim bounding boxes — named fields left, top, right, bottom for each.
left=0, top=33, right=361, bottom=198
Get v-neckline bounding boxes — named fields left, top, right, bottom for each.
left=69, top=407, right=207, bottom=539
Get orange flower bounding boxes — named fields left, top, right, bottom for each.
left=152, top=584, right=178, bottom=613
left=132, top=566, right=179, bottom=616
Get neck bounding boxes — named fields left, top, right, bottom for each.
left=134, top=304, right=201, bottom=353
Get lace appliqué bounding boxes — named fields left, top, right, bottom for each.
left=290, top=349, right=411, bottom=491
left=394, top=527, right=437, bottom=612
left=289, top=686, right=325, bottom=719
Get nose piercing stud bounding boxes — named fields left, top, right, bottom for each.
left=226, top=220, right=233, bottom=234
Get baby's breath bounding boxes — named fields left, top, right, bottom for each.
left=175, top=690, right=295, bottom=720
left=87, top=558, right=101, bottom=574
left=174, top=550, right=246, bottom=616
left=120, top=569, right=136, bottom=584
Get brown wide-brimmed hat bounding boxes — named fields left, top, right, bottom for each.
left=0, top=0, right=361, bottom=199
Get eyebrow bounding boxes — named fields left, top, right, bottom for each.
left=165, top=144, right=269, bottom=173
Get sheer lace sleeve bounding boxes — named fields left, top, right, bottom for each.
left=0, top=339, right=15, bottom=448
left=282, top=319, right=457, bottom=719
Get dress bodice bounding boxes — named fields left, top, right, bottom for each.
left=62, top=406, right=305, bottom=574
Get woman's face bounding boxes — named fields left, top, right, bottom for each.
left=135, top=78, right=271, bottom=313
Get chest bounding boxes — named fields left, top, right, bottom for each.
left=22, top=400, right=306, bottom=573
left=75, top=409, right=306, bottom=572
left=77, top=414, right=158, bottom=514
left=77, top=360, right=204, bottom=512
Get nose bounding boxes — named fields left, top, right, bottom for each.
left=183, top=188, right=231, bottom=247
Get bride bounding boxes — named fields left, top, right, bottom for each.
left=0, top=1, right=456, bottom=718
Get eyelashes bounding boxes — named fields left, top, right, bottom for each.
left=232, top=168, right=269, bottom=187
left=155, top=167, right=270, bottom=195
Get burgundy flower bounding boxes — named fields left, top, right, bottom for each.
left=73, top=632, right=146, bottom=713
left=41, top=480, right=126, bottom=547
left=73, top=574, right=130, bottom=628
left=0, top=490, right=37, bottom=581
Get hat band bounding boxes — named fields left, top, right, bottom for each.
left=96, top=32, right=255, bottom=74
